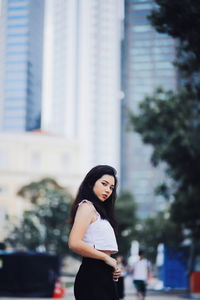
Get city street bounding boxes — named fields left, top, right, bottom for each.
left=0, top=291, right=191, bottom=300
left=0, top=277, right=191, bottom=300
left=64, top=286, right=191, bottom=300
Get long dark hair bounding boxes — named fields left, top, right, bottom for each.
left=70, top=165, right=118, bottom=230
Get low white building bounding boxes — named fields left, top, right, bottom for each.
left=0, top=131, right=83, bottom=239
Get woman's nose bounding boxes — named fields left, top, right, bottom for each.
left=105, top=187, right=110, bottom=193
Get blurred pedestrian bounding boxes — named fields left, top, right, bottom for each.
left=68, top=165, right=121, bottom=300
left=132, top=250, right=150, bottom=300
left=116, top=255, right=126, bottom=299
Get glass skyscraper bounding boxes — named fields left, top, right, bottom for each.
left=0, top=0, right=44, bottom=131
left=121, top=0, right=178, bottom=217
left=42, top=0, right=123, bottom=171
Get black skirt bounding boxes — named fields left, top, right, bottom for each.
left=74, top=257, right=119, bottom=300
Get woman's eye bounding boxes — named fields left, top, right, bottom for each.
left=101, top=182, right=114, bottom=191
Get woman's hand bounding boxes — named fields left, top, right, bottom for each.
left=113, top=267, right=121, bottom=282
left=103, top=255, right=117, bottom=269
left=103, top=256, right=121, bottom=281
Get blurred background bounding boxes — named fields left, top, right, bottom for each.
left=0, top=0, right=200, bottom=298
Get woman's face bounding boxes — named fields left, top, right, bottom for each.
left=93, top=174, right=115, bottom=202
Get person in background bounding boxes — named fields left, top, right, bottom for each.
left=68, top=165, right=121, bottom=300
left=132, top=250, right=150, bottom=300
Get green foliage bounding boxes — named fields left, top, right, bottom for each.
left=131, top=86, right=200, bottom=240
left=135, top=211, right=184, bottom=263
left=7, top=178, right=72, bottom=256
left=131, top=87, right=200, bottom=184
left=171, top=185, right=200, bottom=240
left=149, top=0, right=200, bottom=77
left=130, top=0, right=200, bottom=247
left=115, top=191, right=137, bottom=257
left=127, top=0, right=200, bottom=267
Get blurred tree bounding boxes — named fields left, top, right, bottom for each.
left=149, top=0, right=200, bottom=80
left=135, top=211, right=184, bottom=263
left=115, top=191, right=137, bottom=257
left=6, top=178, right=72, bottom=256
left=129, top=0, right=200, bottom=270
left=131, top=87, right=200, bottom=260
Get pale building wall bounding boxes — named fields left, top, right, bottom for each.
left=42, top=0, right=123, bottom=174
left=0, top=131, right=83, bottom=239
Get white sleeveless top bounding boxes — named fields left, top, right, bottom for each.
left=78, top=200, right=118, bottom=253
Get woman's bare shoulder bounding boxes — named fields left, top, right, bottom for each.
left=78, top=199, right=94, bottom=207
left=77, top=200, right=95, bottom=214
left=73, top=200, right=96, bottom=225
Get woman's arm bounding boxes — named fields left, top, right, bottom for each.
left=68, top=203, right=117, bottom=269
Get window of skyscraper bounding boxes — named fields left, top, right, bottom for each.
left=155, top=69, right=176, bottom=77
left=154, top=39, right=175, bottom=47
left=132, top=17, right=149, bottom=25
left=8, top=15, right=28, bottom=20
left=132, top=3, right=153, bottom=11
left=133, top=40, right=153, bottom=47
left=8, top=0, right=28, bottom=3
left=7, top=23, right=27, bottom=28
left=132, top=25, right=151, bottom=32
left=132, top=32, right=153, bottom=40
left=132, top=9, right=150, bottom=17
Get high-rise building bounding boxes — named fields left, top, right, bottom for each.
left=0, top=0, right=44, bottom=131
left=121, top=0, right=178, bottom=217
left=42, top=0, right=123, bottom=171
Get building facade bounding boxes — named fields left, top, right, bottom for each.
left=42, top=0, right=123, bottom=171
left=0, top=0, right=44, bottom=131
left=0, top=131, right=83, bottom=239
left=121, top=0, right=178, bottom=217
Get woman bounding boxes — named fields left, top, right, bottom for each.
left=68, top=165, right=121, bottom=300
